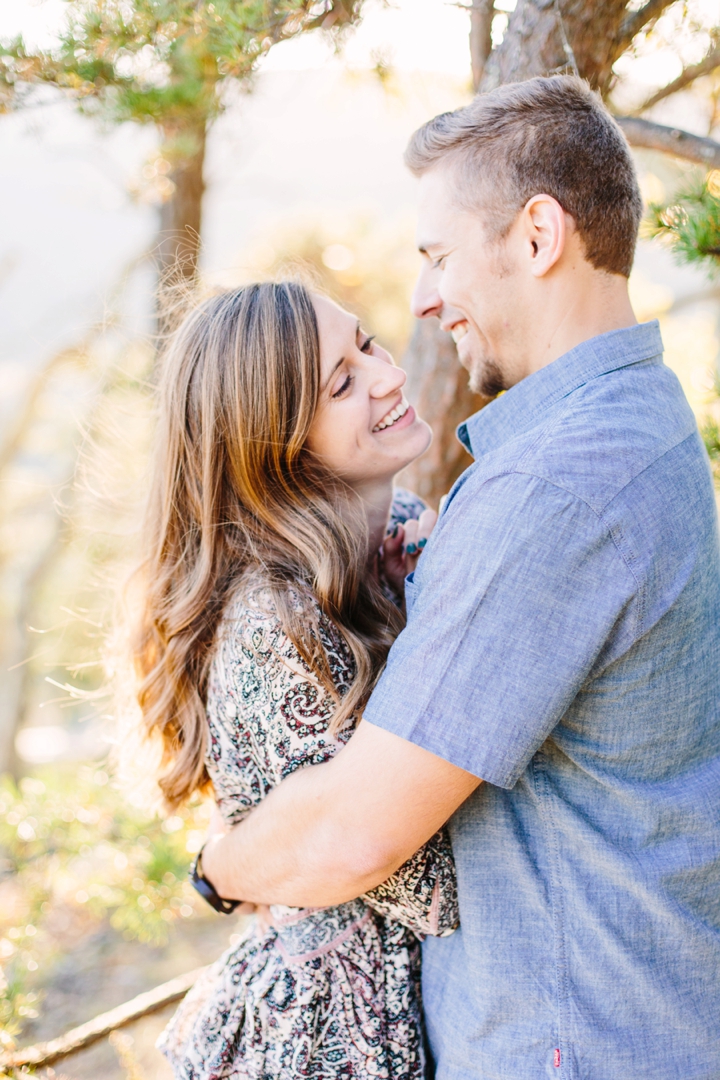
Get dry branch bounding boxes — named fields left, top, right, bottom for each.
left=616, top=115, right=720, bottom=168
left=0, top=966, right=206, bottom=1072
left=635, top=45, right=720, bottom=113
left=617, top=0, right=677, bottom=54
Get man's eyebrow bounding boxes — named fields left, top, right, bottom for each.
left=321, top=321, right=360, bottom=392
left=417, top=241, right=439, bottom=255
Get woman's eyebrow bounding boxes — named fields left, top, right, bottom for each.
left=322, top=356, right=345, bottom=392
left=321, top=322, right=360, bottom=391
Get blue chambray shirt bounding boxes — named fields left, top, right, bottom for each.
left=364, top=321, right=720, bottom=1079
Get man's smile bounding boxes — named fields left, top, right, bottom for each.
left=449, top=321, right=469, bottom=345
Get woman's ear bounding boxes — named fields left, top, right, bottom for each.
left=521, top=194, right=566, bottom=278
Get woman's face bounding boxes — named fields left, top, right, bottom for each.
left=306, top=296, right=432, bottom=492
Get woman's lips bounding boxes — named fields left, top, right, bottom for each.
left=373, top=404, right=415, bottom=434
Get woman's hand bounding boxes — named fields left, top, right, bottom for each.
left=380, top=508, right=438, bottom=595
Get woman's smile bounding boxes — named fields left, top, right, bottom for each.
left=307, top=295, right=432, bottom=491
left=372, top=399, right=413, bottom=433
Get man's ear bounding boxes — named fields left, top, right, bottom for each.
left=521, top=194, right=566, bottom=278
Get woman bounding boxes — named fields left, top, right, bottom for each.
left=131, top=282, right=458, bottom=1080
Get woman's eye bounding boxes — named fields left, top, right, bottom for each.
left=432, top=256, right=446, bottom=270
left=332, top=374, right=354, bottom=399
left=360, top=335, right=375, bottom=354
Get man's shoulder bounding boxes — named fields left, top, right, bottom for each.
left=477, top=359, right=702, bottom=516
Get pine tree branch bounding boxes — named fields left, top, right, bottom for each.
left=616, top=115, right=720, bottom=168
left=0, top=967, right=207, bottom=1072
left=616, top=0, right=677, bottom=54
left=635, top=45, right=720, bottom=113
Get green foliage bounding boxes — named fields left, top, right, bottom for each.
left=647, top=176, right=720, bottom=278
left=647, top=176, right=720, bottom=490
left=0, top=766, right=211, bottom=1045
left=0, top=0, right=366, bottom=127
left=701, top=415, right=720, bottom=484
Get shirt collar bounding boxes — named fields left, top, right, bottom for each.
left=458, top=320, right=664, bottom=459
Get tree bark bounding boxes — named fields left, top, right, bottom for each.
left=470, top=0, right=495, bottom=92
left=480, top=0, right=646, bottom=95
left=156, top=121, right=207, bottom=336
left=617, top=115, right=720, bottom=168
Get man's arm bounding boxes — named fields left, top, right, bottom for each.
left=201, top=719, right=480, bottom=907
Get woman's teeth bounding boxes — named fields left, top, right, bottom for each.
left=373, top=400, right=409, bottom=432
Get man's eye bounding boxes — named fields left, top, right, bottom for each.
left=332, top=374, right=354, bottom=399
left=432, top=256, right=446, bottom=270
left=360, top=335, right=375, bottom=354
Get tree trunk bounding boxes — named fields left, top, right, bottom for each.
left=470, top=0, right=495, bottom=92
left=156, top=121, right=207, bottom=337
left=401, top=0, right=666, bottom=503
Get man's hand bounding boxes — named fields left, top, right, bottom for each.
left=200, top=720, right=480, bottom=908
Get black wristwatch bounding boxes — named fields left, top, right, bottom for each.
left=190, top=848, right=240, bottom=914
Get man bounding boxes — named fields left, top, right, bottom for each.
left=201, top=76, right=720, bottom=1078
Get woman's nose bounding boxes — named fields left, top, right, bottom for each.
left=411, top=265, right=442, bottom=320
left=369, top=356, right=406, bottom=398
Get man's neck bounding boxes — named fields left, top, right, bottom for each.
left=524, top=269, right=637, bottom=380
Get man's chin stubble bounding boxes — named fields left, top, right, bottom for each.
left=469, top=358, right=508, bottom=399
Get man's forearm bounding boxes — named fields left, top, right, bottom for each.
left=200, top=720, right=480, bottom=908
left=201, top=754, right=402, bottom=907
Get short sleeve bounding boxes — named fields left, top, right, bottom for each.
left=363, top=471, right=640, bottom=789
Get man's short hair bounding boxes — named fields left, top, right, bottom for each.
left=406, top=75, right=642, bottom=278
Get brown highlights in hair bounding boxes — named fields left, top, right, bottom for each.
left=405, top=75, right=643, bottom=278
left=130, top=282, right=403, bottom=807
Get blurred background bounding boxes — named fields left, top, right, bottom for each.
left=1, top=0, right=720, bottom=1076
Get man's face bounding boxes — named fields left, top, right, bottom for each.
left=411, top=165, right=526, bottom=397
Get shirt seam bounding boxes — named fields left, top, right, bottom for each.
left=532, top=751, right=573, bottom=1078
left=458, top=469, right=645, bottom=640
left=518, top=431, right=699, bottom=636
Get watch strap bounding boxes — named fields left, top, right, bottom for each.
left=190, top=849, right=240, bottom=914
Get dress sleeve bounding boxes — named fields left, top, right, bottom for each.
left=360, top=827, right=458, bottom=939
left=389, top=488, right=427, bottom=529
left=206, top=587, right=353, bottom=828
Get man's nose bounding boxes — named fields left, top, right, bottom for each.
left=411, top=267, right=443, bottom=320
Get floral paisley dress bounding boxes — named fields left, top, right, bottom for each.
left=159, top=492, right=458, bottom=1080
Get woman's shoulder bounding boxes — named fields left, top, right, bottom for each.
left=215, top=570, right=353, bottom=691
left=217, top=572, right=313, bottom=661
left=389, top=487, right=427, bottom=529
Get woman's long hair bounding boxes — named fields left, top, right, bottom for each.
left=131, top=282, right=404, bottom=808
